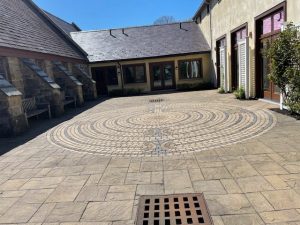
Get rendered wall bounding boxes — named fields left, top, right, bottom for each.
left=197, top=0, right=299, bottom=97
left=90, top=53, right=212, bottom=93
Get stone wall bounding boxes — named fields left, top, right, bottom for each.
left=52, top=62, right=84, bottom=106
left=0, top=55, right=92, bottom=136
left=21, top=58, right=65, bottom=116
left=0, top=77, right=27, bottom=137
left=71, top=64, right=97, bottom=100
left=6, top=57, right=26, bottom=95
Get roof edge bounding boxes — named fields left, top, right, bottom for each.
left=71, top=22, right=81, bottom=31
left=193, top=0, right=210, bottom=20
left=26, top=0, right=88, bottom=58
left=89, top=51, right=211, bottom=64
left=44, top=10, right=81, bottom=32
left=71, top=21, right=196, bottom=34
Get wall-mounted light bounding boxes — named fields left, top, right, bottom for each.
left=249, top=32, right=253, bottom=39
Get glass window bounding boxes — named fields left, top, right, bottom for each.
left=262, top=10, right=285, bottom=35
left=179, top=60, right=202, bottom=79
left=233, top=27, right=247, bottom=45
left=263, top=17, right=272, bottom=34
left=106, top=67, right=118, bottom=85
left=123, top=64, right=146, bottom=84
left=274, top=11, right=284, bottom=31
left=236, top=28, right=247, bottom=42
left=135, top=66, right=146, bottom=83
left=241, top=28, right=247, bottom=39
left=220, top=38, right=226, bottom=47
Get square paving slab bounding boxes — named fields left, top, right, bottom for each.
left=0, top=90, right=299, bottom=224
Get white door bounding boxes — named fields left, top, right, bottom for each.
left=238, top=37, right=249, bottom=99
left=219, top=46, right=227, bottom=92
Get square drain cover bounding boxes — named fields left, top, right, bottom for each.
left=149, top=98, right=164, bottom=103
left=136, top=193, right=213, bottom=225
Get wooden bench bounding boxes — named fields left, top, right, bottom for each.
left=22, top=97, right=51, bottom=119
left=64, top=91, right=77, bottom=108
left=64, top=95, right=77, bottom=108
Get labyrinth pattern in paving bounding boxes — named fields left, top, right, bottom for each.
left=47, top=102, right=276, bottom=156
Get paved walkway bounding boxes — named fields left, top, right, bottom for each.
left=0, top=90, right=299, bottom=225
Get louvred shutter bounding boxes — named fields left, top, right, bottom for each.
left=238, top=37, right=249, bottom=98
left=219, top=46, right=227, bottom=91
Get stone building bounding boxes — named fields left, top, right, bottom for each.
left=1, top=0, right=299, bottom=136
left=0, top=0, right=97, bottom=137
left=193, top=0, right=300, bottom=102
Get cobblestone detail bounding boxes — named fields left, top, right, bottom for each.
left=46, top=101, right=276, bottom=157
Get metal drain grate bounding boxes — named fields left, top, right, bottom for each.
left=149, top=98, right=164, bottom=103
left=136, top=193, right=213, bottom=225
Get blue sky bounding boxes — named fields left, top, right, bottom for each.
left=33, top=0, right=202, bottom=30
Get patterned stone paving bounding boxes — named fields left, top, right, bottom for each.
left=47, top=100, right=276, bottom=156
left=0, top=90, right=299, bottom=225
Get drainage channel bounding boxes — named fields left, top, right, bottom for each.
left=136, top=193, right=213, bottom=225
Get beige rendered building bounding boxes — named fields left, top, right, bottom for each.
left=71, top=22, right=212, bottom=95
left=193, top=0, right=300, bottom=102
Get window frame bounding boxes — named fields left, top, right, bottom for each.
left=122, top=63, right=147, bottom=84
left=259, top=9, right=285, bottom=39
left=178, top=59, right=203, bottom=80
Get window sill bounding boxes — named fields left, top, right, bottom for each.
left=179, top=78, right=203, bottom=81
left=125, top=82, right=147, bottom=85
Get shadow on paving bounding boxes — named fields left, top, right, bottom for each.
left=0, top=98, right=109, bottom=156
left=269, top=108, right=300, bottom=120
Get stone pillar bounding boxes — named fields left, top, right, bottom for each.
left=6, top=57, right=25, bottom=95
left=44, top=60, right=54, bottom=80
left=52, top=62, right=84, bottom=106
left=0, top=92, right=27, bottom=137
left=49, top=88, right=64, bottom=117
left=72, top=64, right=97, bottom=100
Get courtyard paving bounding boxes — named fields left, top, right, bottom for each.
left=0, top=90, right=299, bottom=225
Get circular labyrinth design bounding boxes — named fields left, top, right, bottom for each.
left=47, top=102, right=277, bottom=157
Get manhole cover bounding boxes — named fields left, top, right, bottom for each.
left=149, top=98, right=164, bottom=103
left=136, top=193, right=213, bottom=225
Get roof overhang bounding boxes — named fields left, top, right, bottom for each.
left=89, top=51, right=211, bottom=64
left=193, top=0, right=211, bottom=20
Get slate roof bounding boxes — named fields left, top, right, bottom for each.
left=0, top=0, right=86, bottom=60
left=71, top=22, right=211, bottom=62
left=44, top=11, right=81, bottom=36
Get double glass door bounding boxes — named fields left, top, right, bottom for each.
left=150, top=62, right=175, bottom=90
left=257, top=9, right=284, bottom=102
left=260, top=38, right=280, bottom=101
